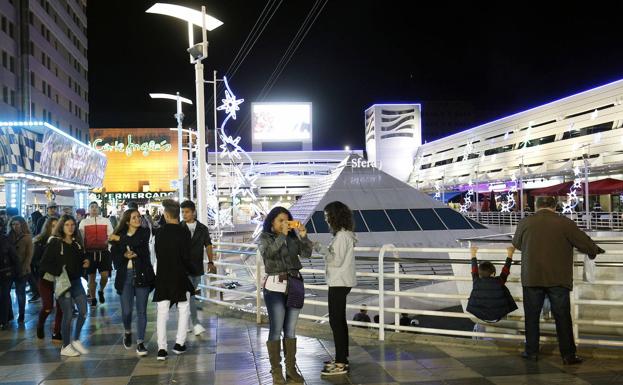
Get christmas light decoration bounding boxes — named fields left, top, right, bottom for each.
left=459, top=181, right=474, bottom=213
left=562, top=165, right=583, bottom=214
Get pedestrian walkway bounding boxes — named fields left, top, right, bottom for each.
left=0, top=287, right=621, bottom=384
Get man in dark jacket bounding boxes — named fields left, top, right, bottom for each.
left=153, top=199, right=195, bottom=361
left=512, top=196, right=604, bottom=365
left=34, top=201, right=58, bottom=235
left=180, top=200, right=214, bottom=336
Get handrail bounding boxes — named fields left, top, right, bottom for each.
left=201, top=241, right=623, bottom=348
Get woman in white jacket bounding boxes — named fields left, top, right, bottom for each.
left=311, top=201, right=357, bottom=376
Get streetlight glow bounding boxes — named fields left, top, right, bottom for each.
left=145, top=3, right=223, bottom=30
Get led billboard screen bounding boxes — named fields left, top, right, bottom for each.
left=252, top=103, right=312, bottom=142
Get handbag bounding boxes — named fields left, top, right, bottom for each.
left=54, top=266, right=71, bottom=299
left=263, top=274, right=288, bottom=293
left=286, top=273, right=305, bottom=309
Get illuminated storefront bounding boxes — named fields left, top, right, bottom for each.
left=89, top=128, right=186, bottom=207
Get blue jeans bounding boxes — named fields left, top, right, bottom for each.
left=14, top=275, right=27, bottom=318
left=58, top=279, right=87, bottom=347
left=189, top=275, right=201, bottom=325
left=120, top=269, right=150, bottom=342
left=263, top=288, right=300, bottom=341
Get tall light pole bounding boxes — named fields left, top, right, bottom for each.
left=146, top=3, right=223, bottom=224
left=150, top=92, right=192, bottom=202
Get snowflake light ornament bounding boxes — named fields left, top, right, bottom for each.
left=216, top=76, right=244, bottom=129
left=499, top=174, right=518, bottom=213
left=562, top=165, right=583, bottom=214
left=459, top=181, right=474, bottom=214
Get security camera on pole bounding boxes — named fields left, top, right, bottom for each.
left=146, top=3, right=223, bottom=224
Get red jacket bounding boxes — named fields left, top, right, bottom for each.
left=79, top=216, right=114, bottom=252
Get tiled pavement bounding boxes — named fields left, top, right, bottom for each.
left=0, top=285, right=622, bottom=384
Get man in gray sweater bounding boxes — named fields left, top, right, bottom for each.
left=512, top=196, right=604, bottom=365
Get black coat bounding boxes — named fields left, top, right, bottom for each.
left=181, top=221, right=212, bottom=276
left=39, top=237, right=86, bottom=280
left=466, top=278, right=518, bottom=322
left=111, top=227, right=153, bottom=294
left=153, top=223, right=196, bottom=303
left=0, top=234, right=18, bottom=280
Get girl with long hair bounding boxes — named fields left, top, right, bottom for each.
left=35, top=217, right=63, bottom=340
left=39, top=215, right=90, bottom=356
left=109, top=208, right=154, bottom=356
left=7, top=216, right=33, bottom=324
left=313, top=201, right=357, bottom=376
left=258, top=206, right=312, bottom=385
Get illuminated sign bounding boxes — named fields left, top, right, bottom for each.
left=350, top=158, right=382, bottom=169
left=252, top=102, right=312, bottom=142
left=95, top=191, right=175, bottom=200
left=90, top=135, right=172, bottom=156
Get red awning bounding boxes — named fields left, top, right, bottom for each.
left=529, top=178, right=623, bottom=196
left=529, top=181, right=574, bottom=196
left=587, top=178, right=623, bottom=194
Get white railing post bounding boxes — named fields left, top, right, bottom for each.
left=572, top=255, right=580, bottom=342
left=394, top=260, right=400, bottom=332
left=378, top=244, right=393, bottom=341
left=256, top=250, right=262, bottom=324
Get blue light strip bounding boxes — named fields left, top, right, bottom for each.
left=0, top=120, right=106, bottom=159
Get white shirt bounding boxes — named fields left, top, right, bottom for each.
left=186, top=221, right=197, bottom=238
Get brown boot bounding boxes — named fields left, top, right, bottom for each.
left=266, top=340, right=286, bottom=385
left=283, top=338, right=305, bottom=384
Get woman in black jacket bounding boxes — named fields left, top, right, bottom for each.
left=109, top=208, right=154, bottom=357
left=34, top=217, right=63, bottom=340
left=39, top=215, right=90, bottom=357
left=0, top=224, right=18, bottom=330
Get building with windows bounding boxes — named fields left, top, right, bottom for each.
left=0, top=0, right=88, bottom=142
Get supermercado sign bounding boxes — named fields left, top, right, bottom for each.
left=95, top=192, right=175, bottom=200
left=90, top=135, right=172, bottom=156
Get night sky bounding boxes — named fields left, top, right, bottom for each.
left=88, top=1, right=623, bottom=150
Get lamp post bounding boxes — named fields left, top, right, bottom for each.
left=150, top=93, right=192, bottom=202
left=170, top=127, right=199, bottom=202
left=146, top=3, right=223, bottom=223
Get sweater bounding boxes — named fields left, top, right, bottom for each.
left=512, top=210, right=600, bottom=289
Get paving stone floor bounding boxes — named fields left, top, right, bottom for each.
left=0, top=284, right=621, bottom=384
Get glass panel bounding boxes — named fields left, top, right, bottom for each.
left=353, top=210, right=368, bottom=232
left=311, top=211, right=330, bottom=233
left=386, top=209, right=421, bottom=231
left=410, top=209, right=446, bottom=230
left=305, top=220, right=315, bottom=234
left=434, top=208, right=472, bottom=229
left=360, top=210, right=394, bottom=232
left=465, top=217, right=487, bottom=229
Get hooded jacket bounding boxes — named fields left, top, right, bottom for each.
left=78, top=215, right=114, bottom=252
left=310, top=230, right=357, bottom=287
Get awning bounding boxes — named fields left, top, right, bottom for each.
left=529, top=181, right=573, bottom=196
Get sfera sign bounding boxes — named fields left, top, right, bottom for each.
left=95, top=192, right=175, bottom=200
left=350, top=158, right=382, bottom=169
left=90, top=135, right=172, bottom=157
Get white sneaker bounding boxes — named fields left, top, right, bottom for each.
left=193, top=324, right=206, bottom=336
left=61, top=344, right=80, bottom=357
left=71, top=340, right=90, bottom=355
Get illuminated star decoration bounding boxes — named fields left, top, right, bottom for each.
left=434, top=181, right=441, bottom=200
left=562, top=165, right=583, bottom=214
left=459, top=181, right=474, bottom=214
left=216, top=76, right=244, bottom=129
left=500, top=174, right=518, bottom=212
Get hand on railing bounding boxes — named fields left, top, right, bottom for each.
left=506, top=246, right=515, bottom=259
left=470, top=247, right=478, bottom=258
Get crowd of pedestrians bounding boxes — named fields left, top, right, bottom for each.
left=0, top=194, right=607, bottom=384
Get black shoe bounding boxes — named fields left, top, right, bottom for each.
left=172, top=343, right=186, bottom=355
left=123, top=333, right=132, bottom=349
left=136, top=343, right=148, bottom=356
left=157, top=349, right=168, bottom=361
left=521, top=351, right=539, bottom=361
left=28, top=294, right=41, bottom=303
left=52, top=332, right=62, bottom=341
left=17, top=315, right=24, bottom=324
left=98, top=290, right=105, bottom=304
left=37, top=325, right=44, bottom=339
left=562, top=355, right=584, bottom=365
left=90, top=297, right=97, bottom=307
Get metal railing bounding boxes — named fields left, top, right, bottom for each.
left=197, top=241, right=623, bottom=348
left=464, top=211, right=623, bottom=230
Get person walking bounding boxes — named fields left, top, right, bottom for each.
left=34, top=201, right=58, bottom=235
left=110, top=208, right=155, bottom=356
left=0, top=223, right=18, bottom=330
left=309, top=201, right=357, bottom=376
left=512, top=196, right=605, bottom=365
left=7, top=216, right=33, bottom=324
left=40, top=215, right=90, bottom=357
left=79, top=202, right=114, bottom=307
left=35, top=217, right=63, bottom=341
left=258, top=206, right=312, bottom=385
left=180, top=200, right=215, bottom=336
left=153, top=199, right=196, bottom=361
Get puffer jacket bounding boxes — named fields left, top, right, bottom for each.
left=466, top=278, right=518, bottom=322
left=257, top=232, right=312, bottom=274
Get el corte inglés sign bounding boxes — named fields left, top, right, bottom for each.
left=90, top=135, right=172, bottom=156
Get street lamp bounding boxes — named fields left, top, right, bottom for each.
left=146, top=2, right=223, bottom=224
left=150, top=92, right=192, bottom=203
